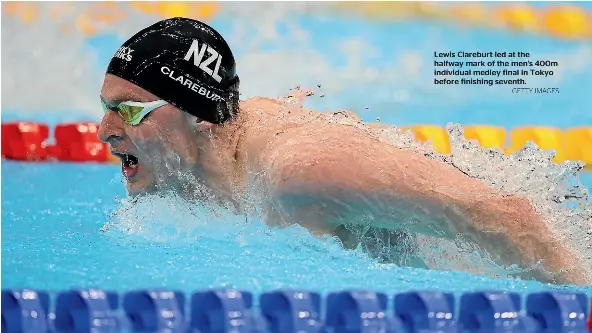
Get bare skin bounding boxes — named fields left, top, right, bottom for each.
left=99, top=74, right=591, bottom=285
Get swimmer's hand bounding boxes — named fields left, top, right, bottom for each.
left=261, top=123, right=590, bottom=285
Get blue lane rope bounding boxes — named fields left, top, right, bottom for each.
left=2, top=289, right=590, bottom=333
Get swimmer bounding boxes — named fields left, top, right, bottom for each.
left=98, top=18, right=590, bottom=285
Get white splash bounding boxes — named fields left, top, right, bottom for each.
left=442, top=123, right=592, bottom=269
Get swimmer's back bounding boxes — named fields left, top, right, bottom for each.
left=237, top=96, right=375, bottom=163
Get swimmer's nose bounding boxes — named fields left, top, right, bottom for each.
left=98, top=109, right=125, bottom=146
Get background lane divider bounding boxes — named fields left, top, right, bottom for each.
left=507, top=126, right=565, bottom=162
left=1, top=121, right=591, bottom=169
left=1, top=122, right=118, bottom=164
left=3, top=2, right=591, bottom=40
left=403, top=125, right=451, bottom=154
left=463, top=125, right=507, bottom=149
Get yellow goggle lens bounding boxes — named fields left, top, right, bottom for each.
left=117, top=104, right=145, bottom=125
left=101, top=100, right=146, bottom=126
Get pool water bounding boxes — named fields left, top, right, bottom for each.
left=2, top=161, right=591, bottom=295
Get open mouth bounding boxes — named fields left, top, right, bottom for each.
left=112, top=152, right=139, bottom=180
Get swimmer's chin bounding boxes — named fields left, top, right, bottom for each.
left=125, top=181, right=190, bottom=200
left=125, top=182, right=159, bottom=197
left=124, top=179, right=232, bottom=209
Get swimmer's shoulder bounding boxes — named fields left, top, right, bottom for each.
left=235, top=97, right=300, bottom=166
left=239, top=96, right=317, bottom=118
left=239, top=96, right=283, bottom=111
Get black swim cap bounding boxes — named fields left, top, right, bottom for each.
left=106, top=17, right=239, bottom=124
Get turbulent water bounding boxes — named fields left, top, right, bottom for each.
left=100, top=90, right=592, bottom=283
left=444, top=124, right=592, bottom=269
left=378, top=121, right=592, bottom=275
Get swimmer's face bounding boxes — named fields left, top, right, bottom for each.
left=98, top=74, right=202, bottom=196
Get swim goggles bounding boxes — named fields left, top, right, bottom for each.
left=101, top=99, right=168, bottom=126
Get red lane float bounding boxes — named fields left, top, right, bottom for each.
left=53, top=122, right=110, bottom=162
left=1, top=122, right=49, bottom=161
left=1, top=121, right=118, bottom=163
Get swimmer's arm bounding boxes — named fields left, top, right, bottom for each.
left=262, top=125, right=590, bottom=285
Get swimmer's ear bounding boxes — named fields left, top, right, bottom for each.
left=195, top=119, right=214, bottom=132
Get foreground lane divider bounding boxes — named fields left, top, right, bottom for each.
left=2, top=290, right=50, bottom=333
left=2, top=288, right=591, bottom=333
left=260, top=290, right=322, bottom=333
left=395, top=291, right=455, bottom=332
left=325, top=290, right=394, bottom=332
left=526, top=292, right=589, bottom=333
left=458, top=291, right=540, bottom=333
left=124, top=290, right=186, bottom=332
left=190, top=290, right=265, bottom=333
left=54, top=289, right=119, bottom=333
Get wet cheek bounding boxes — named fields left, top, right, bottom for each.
left=141, top=144, right=168, bottom=166
left=129, top=129, right=164, bottom=156
left=135, top=137, right=161, bottom=152
left=132, top=126, right=186, bottom=167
